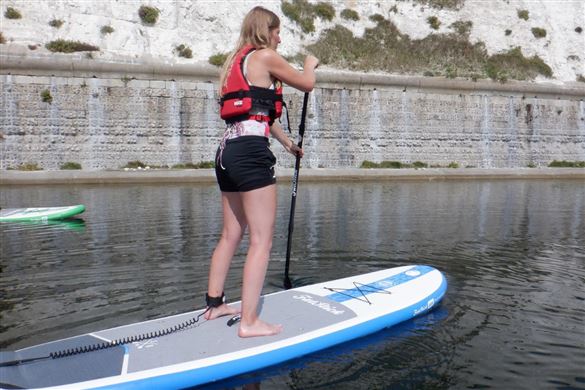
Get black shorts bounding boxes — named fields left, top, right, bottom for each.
left=215, top=136, right=277, bottom=192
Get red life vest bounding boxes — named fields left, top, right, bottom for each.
left=219, top=45, right=283, bottom=125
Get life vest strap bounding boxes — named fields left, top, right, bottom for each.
left=220, top=89, right=283, bottom=104
left=248, top=114, right=271, bottom=122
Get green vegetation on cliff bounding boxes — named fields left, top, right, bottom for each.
left=281, top=0, right=335, bottom=33
left=306, top=16, right=552, bottom=82
left=400, top=0, right=465, bottom=10
left=46, top=39, right=99, bottom=53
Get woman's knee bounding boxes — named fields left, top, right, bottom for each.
left=248, top=233, right=273, bottom=253
left=221, top=227, right=245, bottom=246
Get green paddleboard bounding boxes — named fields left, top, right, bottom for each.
left=0, top=205, right=85, bottom=222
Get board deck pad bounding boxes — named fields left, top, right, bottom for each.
left=0, top=265, right=447, bottom=389
left=0, top=205, right=85, bottom=222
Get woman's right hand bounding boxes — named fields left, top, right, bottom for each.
left=304, top=55, right=319, bottom=70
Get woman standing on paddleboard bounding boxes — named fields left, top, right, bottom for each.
left=205, top=6, right=318, bottom=337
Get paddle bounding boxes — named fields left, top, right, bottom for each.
left=284, top=92, right=310, bottom=290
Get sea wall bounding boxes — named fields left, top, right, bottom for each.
left=1, top=56, right=584, bottom=170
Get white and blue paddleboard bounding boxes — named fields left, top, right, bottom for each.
left=0, top=265, right=447, bottom=389
left=0, top=205, right=85, bottom=223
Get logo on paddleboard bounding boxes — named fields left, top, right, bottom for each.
left=413, top=298, right=435, bottom=316
left=293, top=294, right=345, bottom=315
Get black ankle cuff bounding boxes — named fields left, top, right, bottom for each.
left=206, top=292, right=225, bottom=308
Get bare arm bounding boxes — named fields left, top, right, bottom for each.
left=252, top=49, right=319, bottom=92
left=270, top=121, right=304, bottom=157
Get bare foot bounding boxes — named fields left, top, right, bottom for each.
left=204, top=303, right=240, bottom=320
left=238, top=319, right=283, bottom=338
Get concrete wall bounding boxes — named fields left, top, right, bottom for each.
left=1, top=56, right=584, bottom=170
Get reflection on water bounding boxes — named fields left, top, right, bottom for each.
left=1, top=180, right=584, bottom=389
left=0, top=218, right=86, bottom=232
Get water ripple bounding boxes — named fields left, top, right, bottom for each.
left=1, top=180, right=584, bottom=389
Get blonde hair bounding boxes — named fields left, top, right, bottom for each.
left=219, top=6, right=280, bottom=92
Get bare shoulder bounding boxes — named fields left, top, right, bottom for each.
left=254, top=48, right=286, bottom=65
left=254, top=48, right=313, bottom=92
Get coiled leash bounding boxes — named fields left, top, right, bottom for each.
left=1, top=293, right=228, bottom=368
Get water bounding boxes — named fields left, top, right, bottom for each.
left=1, top=180, right=584, bottom=389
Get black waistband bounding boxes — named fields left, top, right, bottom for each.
left=225, top=135, right=269, bottom=144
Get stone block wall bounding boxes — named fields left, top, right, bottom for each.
left=1, top=75, right=224, bottom=170
left=1, top=68, right=584, bottom=170
left=305, top=86, right=585, bottom=169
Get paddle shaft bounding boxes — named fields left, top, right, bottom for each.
left=284, top=92, right=310, bottom=290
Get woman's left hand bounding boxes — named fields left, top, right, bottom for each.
left=286, top=140, right=304, bottom=157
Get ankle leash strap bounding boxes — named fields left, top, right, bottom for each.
left=205, top=293, right=225, bottom=308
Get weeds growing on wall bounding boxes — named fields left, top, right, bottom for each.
left=307, top=16, right=553, bottom=81
left=175, top=44, right=192, bottom=59
left=49, top=19, right=64, bottom=28
left=209, top=53, right=227, bottom=67
left=121, top=76, right=135, bottom=85
left=172, top=161, right=215, bottom=169
left=517, top=10, right=529, bottom=21
left=119, top=161, right=215, bottom=169
left=340, top=8, right=359, bottom=21
left=4, top=7, right=21, bottom=19
left=308, top=20, right=486, bottom=77
left=531, top=27, right=546, bottom=38
left=427, top=16, right=441, bottom=30
left=15, top=163, right=42, bottom=171
left=369, top=14, right=385, bottom=23
left=41, top=89, right=53, bottom=103
left=548, top=160, right=585, bottom=168
left=101, top=25, right=114, bottom=34
left=397, top=0, right=465, bottom=10
left=360, top=161, right=465, bottom=169
left=313, top=2, right=335, bottom=21
left=450, top=20, right=472, bottom=36
left=281, top=0, right=335, bottom=34
left=138, top=5, right=159, bottom=25
left=61, top=162, right=82, bottom=170
left=486, top=47, right=552, bottom=81
left=123, top=161, right=147, bottom=169
left=46, top=39, right=99, bottom=53
left=361, top=161, right=429, bottom=169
